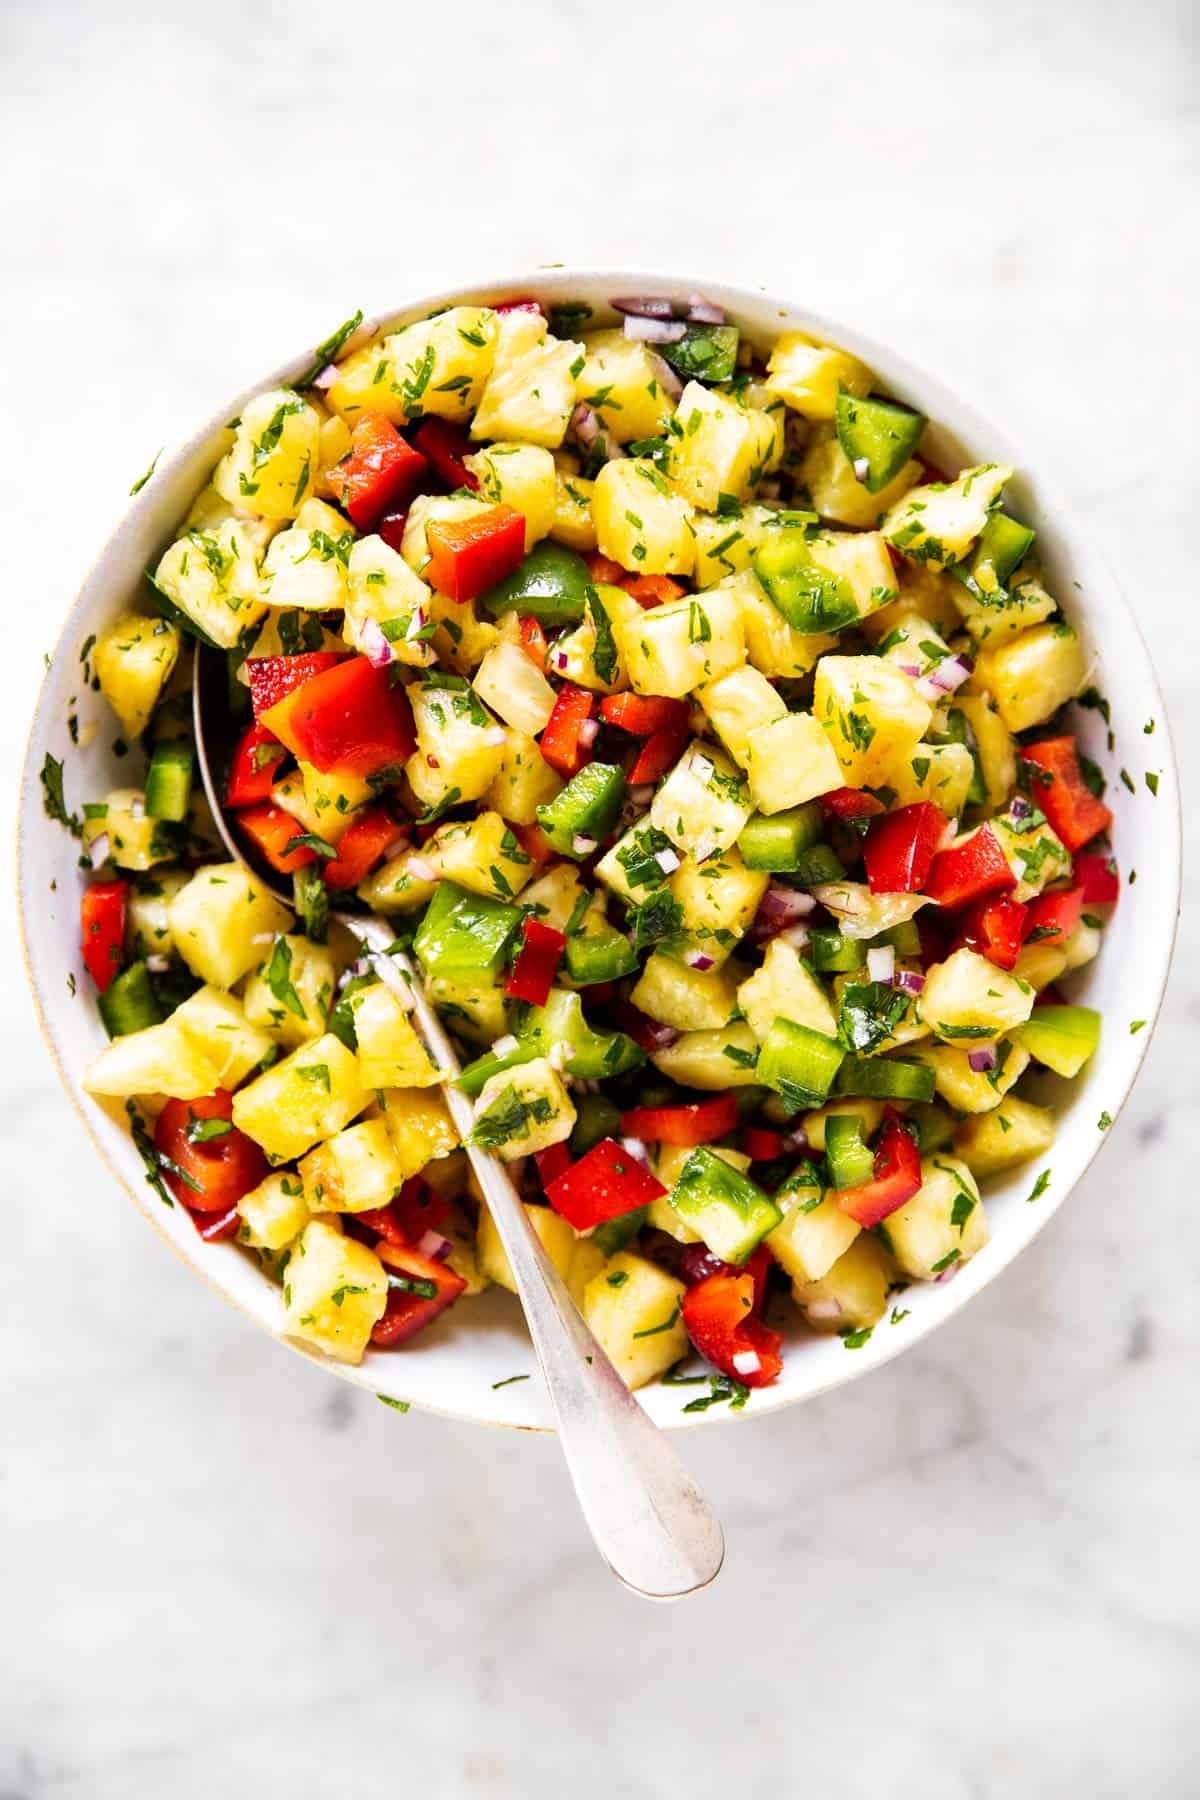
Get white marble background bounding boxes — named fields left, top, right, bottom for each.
left=2, top=1, right=1196, bottom=1793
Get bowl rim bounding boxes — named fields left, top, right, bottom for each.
left=17, top=265, right=1183, bottom=1432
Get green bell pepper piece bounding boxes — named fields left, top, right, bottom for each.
left=809, top=927, right=867, bottom=973
left=738, top=802, right=824, bottom=871
left=824, top=1112, right=876, bottom=1189
left=1014, top=1005, right=1101, bottom=1079
left=478, top=542, right=593, bottom=624
left=834, top=392, right=927, bottom=493
left=144, top=739, right=194, bottom=823
left=456, top=988, right=643, bottom=1098
left=668, top=1146, right=782, bottom=1263
left=834, top=1054, right=936, bottom=1103
left=98, top=962, right=163, bottom=1038
left=564, top=922, right=639, bottom=985
left=752, top=526, right=860, bottom=633
left=536, top=762, right=626, bottom=857
left=414, top=880, right=523, bottom=983
left=570, top=1091, right=622, bottom=1156
left=757, top=1017, right=845, bottom=1112
left=661, top=324, right=740, bottom=386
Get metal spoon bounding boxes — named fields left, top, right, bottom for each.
left=193, top=648, right=724, bottom=1600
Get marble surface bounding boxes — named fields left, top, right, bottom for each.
left=2, top=1, right=1196, bottom=1793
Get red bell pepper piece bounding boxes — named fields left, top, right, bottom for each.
left=833, top=1110, right=922, bottom=1228
left=535, top=1142, right=572, bottom=1191
left=358, top=1178, right=452, bottom=1248
left=586, top=553, right=627, bottom=586
left=225, top=720, right=287, bottom=808
left=426, top=503, right=526, bottom=603
left=326, top=411, right=429, bottom=530
left=621, top=574, right=685, bottom=610
left=599, top=691, right=689, bottom=736
left=863, top=802, right=947, bottom=894
left=1022, top=885, right=1084, bottom=949
left=80, top=879, right=128, bottom=992
left=544, top=1137, right=667, bottom=1231
left=539, top=684, right=595, bottom=777
left=321, top=804, right=405, bottom=890
left=189, top=1204, right=242, bottom=1243
left=628, top=718, right=689, bottom=786
left=511, top=820, right=555, bottom=868
left=742, top=1126, right=785, bottom=1163
left=247, top=652, right=342, bottom=720
left=412, top=418, right=479, bottom=491
left=506, top=917, right=567, bottom=1006
left=924, top=823, right=1016, bottom=909
left=519, top=615, right=549, bottom=671
left=372, top=1238, right=467, bottom=1346
left=1074, top=850, right=1120, bottom=904
left=154, top=1090, right=268, bottom=1213
left=1019, top=736, right=1113, bottom=852
left=235, top=803, right=319, bottom=874
left=820, top=786, right=886, bottom=822
left=620, top=1093, right=738, bottom=1148
left=681, top=1271, right=783, bottom=1388
left=954, top=895, right=1028, bottom=969
left=377, top=509, right=409, bottom=555
left=261, top=655, right=416, bottom=778
left=609, top=1001, right=681, bottom=1055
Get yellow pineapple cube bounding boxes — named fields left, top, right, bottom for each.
left=551, top=464, right=598, bottom=551
left=314, top=413, right=352, bottom=500
left=668, top=381, right=768, bottom=509
left=813, top=654, right=933, bottom=786
left=582, top=1253, right=687, bottom=1389
left=792, top=1234, right=894, bottom=1333
left=476, top=1201, right=577, bottom=1292
left=972, top=624, right=1088, bottom=733
left=242, top=934, right=337, bottom=1048
left=575, top=329, right=676, bottom=442
left=350, top=983, right=442, bottom=1090
left=651, top=1022, right=762, bottom=1088
left=765, top=334, right=871, bottom=419
left=262, top=512, right=353, bottom=614
left=954, top=563, right=1058, bottom=646
left=168, top=863, right=293, bottom=989
left=299, top=1118, right=407, bottom=1214
left=768, top=1170, right=860, bottom=1284
left=918, top=947, right=1035, bottom=1043
left=745, top=711, right=844, bottom=812
left=650, top=740, right=752, bottom=858
left=667, top=850, right=768, bottom=968
left=696, top=664, right=786, bottom=764
left=166, top=987, right=271, bottom=1091
left=213, top=388, right=322, bottom=520
left=84, top=1018, right=224, bottom=1102
left=737, top=938, right=837, bottom=1040
left=592, top=458, right=695, bottom=576
left=326, top=309, right=498, bottom=426
left=954, top=694, right=1015, bottom=810
left=549, top=584, right=641, bottom=695
left=298, top=763, right=374, bottom=842
left=465, top=442, right=557, bottom=549
left=232, top=1033, right=369, bottom=1162
left=733, top=570, right=837, bottom=679
left=630, top=951, right=741, bottom=1032
left=406, top=678, right=506, bottom=810
left=427, top=810, right=535, bottom=902
left=800, top=424, right=922, bottom=528
left=913, top=1039, right=1030, bottom=1114
left=343, top=535, right=434, bottom=667
left=691, top=505, right=777, bottom=588
left=615, top=584, right=743, bottom=697
left=471, top=335, right=584, bottom=448
left=955, top=1095, right=1056, bottom=1177
left=152, top=521, right=267, bottom=649
left=472, top=1057, right=575, bottom=1160
left=482, top=731, right=562, bottom=825
left=428, top=973, right=508, bottom=1045
left=281, top=1219, right=387, bottom=1365
left=81, top=789, right=176, bottom=874
left=358, top=847, right=440, bottom=915
left=376, top=1086, right=459, bottom=1180
left=882, top=463, right=1013, bottom=569
left=473, top=641, right=556, bottom=735
left=863, top=560, right=964, bottom=643
left=521, top=862, right=587, bottom=930
left=237, top=1171, right=310, bottom=1252
left=92, top=613, right=181, bottom=739
left=889, top=741, right=976, bottom=816
left=879, top=1156, right=987, bottom=1279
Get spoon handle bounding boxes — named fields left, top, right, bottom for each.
left=341, top=915, right=725, bottom=1601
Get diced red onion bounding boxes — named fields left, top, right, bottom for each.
left=360, top=616, right=395, bottom=669
left=407, top=855, right=437, bottom=883
left=492, top=1033, right=519, bottom=1057
left=312, top=363, right=340, bottom=390
left=806, top=1298, right=843, bottom=1323
left=778, top=923, right=810, bottom=950
left=611, top=295, right=677, bottom=319
left=577, top=718, right=599, bottom=748
left=417, top=1230, right=453, bottom=1263
left=691, top=831, right=717, bottom=865
left=380, top=831, right=409, bottom=860
left=629, top=784, right=655, bottom=808
left=252, top=932, right=276, bottom=946
left=654, top=847, right=680, bottom=875
left=853, top=456, right=870, bottom=483
left=404, top=607, right=428, bottom=642
left=647, top=352, right=684, bottom=401
left=967, top=1045, right=999, bottom=1073
left=620, top=1137, right=650, bottom=1164
left=623, top=315, right=687, bottom=344
left=572, top=834, right=597, bottom=856
left=572, top=402, right=601, bottom=446
left=785, top=1127, right=810, bottom=1153
left=867, top=945, right=895, bottom=984
left=637, top=1018, right=680, bottom=1052
left=893, top=970, right=926, bottom=996
left=686, top=294, right=725, bottom=324
left=483, top=725, right=507, bottom=747
left=368, top=952, right=415, bottom=1012
left=732, top=1349, right=761, bottom=1377
left=129, top=796, right=145, bottom=821
left=684, top=949, right=715, bottom=971
left=752, top=884, right=816, bottom=941
left=87, top=832, right=110, bottom=869
left=936, top=1260, right=962, bottom=1284
left=1009, top=794, right=1032, bottom=822
left=916, top=653, right=972, bottom=700
left=898, top=663, right=923, bottom=679
left=554, top=650, right=570, bottom=672
left=547, top=1041, right=568, bottom=1072
left=145, top=954, right=170, bottom=974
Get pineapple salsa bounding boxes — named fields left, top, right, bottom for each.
left=63, top=293, right=1117, bottom=1395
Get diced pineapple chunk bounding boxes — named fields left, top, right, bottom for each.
left=733, top=569, right=837, bottom=679
left=126, top=868, right=188, bottom=960
left=84, top=1018, right=223, bottom=1102
left=152, top=519, right=267, bottom=649
left=913, top=1039, right=1030, bottom=1113
left=471, top=335, right=583, bottom=448
left=918, top=947, right=1035, bottom=1043
left=428, top=973, right=508, bottom=1046
left=92, top=613, right=181, bottom=739
left=650, top=1022, right=762, bottom=1089
left=350, top=983, right=442, bottom=1090
left=889, top=742, right=975, bottom=816
left=426, top=810, right=535, bottom=903
left=472, top=1057, right=576, bottom=1160
left=550, top=584, right=641, bottom=694
left=237, top=1171, right=310, bottom=1252
left=592, top=458, right=695, bottom=576
left=262, top=512, right=353, bottom=613
left=630, top=951, right=741, bottom=1032
left=242, top=934, right=337, bottom=1047
left=551, top=465, right=598, bottom=551
left=232, top=1033, right=368, bottom=1162
left=575, top=330, right=676, bottom=443
left=299, top=1118, right=408, bottom=1214
left=482, top=731, right=562, bottom=825
left=792, top=1233, right=893, bottom=1332
left=696, top=664, right=786, bottom=764
left=880, top=1156, right=987, bottom=1279
left=314, top=413, right=352, bottom=500
left=737, top=938, right=838, bottom=1041
left=971, top=624, right=1088, bottom=733
left=954, top=562, right=1059, bottom=646
left=342, top=535, right=434, bottom=666
left=440, top=1201, right=489, bottom=1296
left=667, top=850, right=768, bottom=968
left=863, top=560, right=965, bottom=643
left=582, top=1252, right=688, bottom=1389
left=954, top=694, right=1015, bottom=811
left=281, top=1219, right=387, bottom=1365
left=1011, top=940, right=1068, bottom=992
left=767, top=1170, right=860, bottom=1284
left=765, top=334, right=871, bottom=419
left=476, top=1201, right=577, bottom=1292
left=473, top=641, right=556, bottom=735
left=616, top=585, right=743, bottom=698
left=464, top=442, right=557, bottom=549
left=990, top=809, right=1071, bottom=901
left=521, top=862, right=587, bottom=930
left=297, top=762, right=374, bottom=843
left=168, top=863, right=292, bottom=989
left=82, top=789, right=176, bottom=873
left=172, top=985, right=275, bottom=1088
left=800, top=424, right=922, bottom=528
left=691, top=505, right=778, bottom=589
left=954, top=1095, right=1056, bottom=1177
left=650, top=740, right=751, bottom=858
left=882, top=463, right=1013, bottom=570
left=668, top=381, right=768, bottom=510
left=213, top=389, right=322, bottom=520
left=376, top=1086, right=459, bottom=1180
left=326, top=309, right=498, bottom=427
left=358, top=846, right=440, bottom=915
left=406, top=678, right=506, bottom=811
left=720, top=379, right=787, bottom=472
left=813, top=655, right=933, bottom=786
left=745, top=711, right=844, bottom=813
left=1061, top=919, right=1102, bottom=974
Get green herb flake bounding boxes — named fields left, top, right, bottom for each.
left=1026, top=1169, right=1051, bottom=1203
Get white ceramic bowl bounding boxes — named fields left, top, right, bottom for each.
left=18, top=270, right=1181, bottom=1431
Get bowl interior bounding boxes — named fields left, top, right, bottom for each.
left=18, top=270, right=1180, bottom=1431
